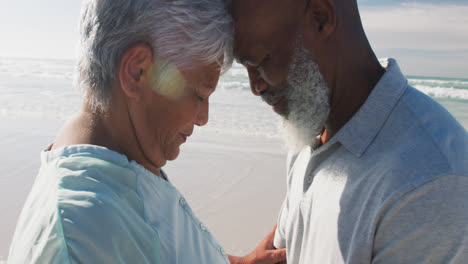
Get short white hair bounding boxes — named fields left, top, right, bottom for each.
left=76, top=0, right=233, bottom=112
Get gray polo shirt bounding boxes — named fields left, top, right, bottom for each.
left=273, top=58, right=468, bottom=264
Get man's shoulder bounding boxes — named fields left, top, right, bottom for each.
left=395, top=85, right=468, bottom=173
left=361, top=85, right=468, bottom=200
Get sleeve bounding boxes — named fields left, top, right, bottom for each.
left=55, top=183, right=163, bottom=264
left=273, top=150, right=298, bottom=249
left=372, top=175, right=468, bottom=264
left=273, top=194, right=289, bottom=249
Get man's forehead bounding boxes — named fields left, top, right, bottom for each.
left=232, top=0, right=269, bottom=7
left=232, top=0, right=307, bottom=28
left=232, top=0, right=308, bottom=65
left=233, top=0, right=292, bottom=15
left=233, top=0, right=303, bottom=9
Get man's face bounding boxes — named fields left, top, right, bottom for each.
left=233, top=0, right=330, bottom=149
left=233, top=0, right=309, bottom=91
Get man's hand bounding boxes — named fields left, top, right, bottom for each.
left=228, top=225, right=287, bottom=264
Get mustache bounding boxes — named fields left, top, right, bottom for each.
left=260, top=86, right=288, bottom=104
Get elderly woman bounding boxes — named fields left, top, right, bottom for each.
left=8, top=0, right=286, bottom=263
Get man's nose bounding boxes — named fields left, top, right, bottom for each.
left=247, top=66, right=268, bottom=96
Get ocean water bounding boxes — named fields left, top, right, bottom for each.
left=0, top=57, right=467, bottom=136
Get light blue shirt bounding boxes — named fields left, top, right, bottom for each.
left=8, top=145, right=229, bottom=264
left=274, top=59, right=468, bottom=263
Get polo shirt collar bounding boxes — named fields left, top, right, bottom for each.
left=327, top=58, right=408, bottom=157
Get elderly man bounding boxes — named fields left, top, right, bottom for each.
left=233, top=0, right=468, bottom=263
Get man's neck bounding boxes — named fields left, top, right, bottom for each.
left=320, top=129, right=328, bottom=145
left=323, top=52, right=385, bottom=140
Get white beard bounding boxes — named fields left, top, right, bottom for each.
left=280, top=40, right=331, bottom=152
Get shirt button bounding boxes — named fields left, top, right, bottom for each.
left=219, top=247, right=226, bottom=255
left=199, top=223, right=207, bottom=231
left=179, top=197, right=186, bottom=207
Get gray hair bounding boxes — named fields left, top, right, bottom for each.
left=76, top=0, right=233, bottom=112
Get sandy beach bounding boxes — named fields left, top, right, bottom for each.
left=0, top=116, right=287, bottom=261
left=0, top=117, right=63, bottom=261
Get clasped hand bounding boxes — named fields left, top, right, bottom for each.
left=228, top=225, right=286, bottom=264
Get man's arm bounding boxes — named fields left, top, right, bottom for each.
left=228, top=225, right=287, bottom=264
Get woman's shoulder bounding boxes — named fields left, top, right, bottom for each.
left=8, top=144, right=162, bottom=263
left=39, top=144, right=149, bottom=226
left=42, top=144, right=138, bottom=192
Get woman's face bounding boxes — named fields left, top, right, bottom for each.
left=132, top=61, right=221, bottom=168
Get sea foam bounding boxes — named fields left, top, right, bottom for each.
left=413, top=84, right=468, bottom=100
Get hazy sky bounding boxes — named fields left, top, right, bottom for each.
left=0, top=0, right=466, bottom=78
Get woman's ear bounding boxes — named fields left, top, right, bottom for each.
left=118, top=43, right=154, bottom=102
left=304, top=0, right=336, bottom=39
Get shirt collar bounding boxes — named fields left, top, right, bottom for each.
left=327, top=58, right=408, bottom=157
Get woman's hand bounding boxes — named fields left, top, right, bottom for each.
left=228, top=225, right=287, bottom=264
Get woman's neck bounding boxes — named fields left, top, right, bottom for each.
left=52, top=101, right=163, bottom=177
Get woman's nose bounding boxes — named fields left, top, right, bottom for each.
left=195, top=101, right=209, bottom=126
